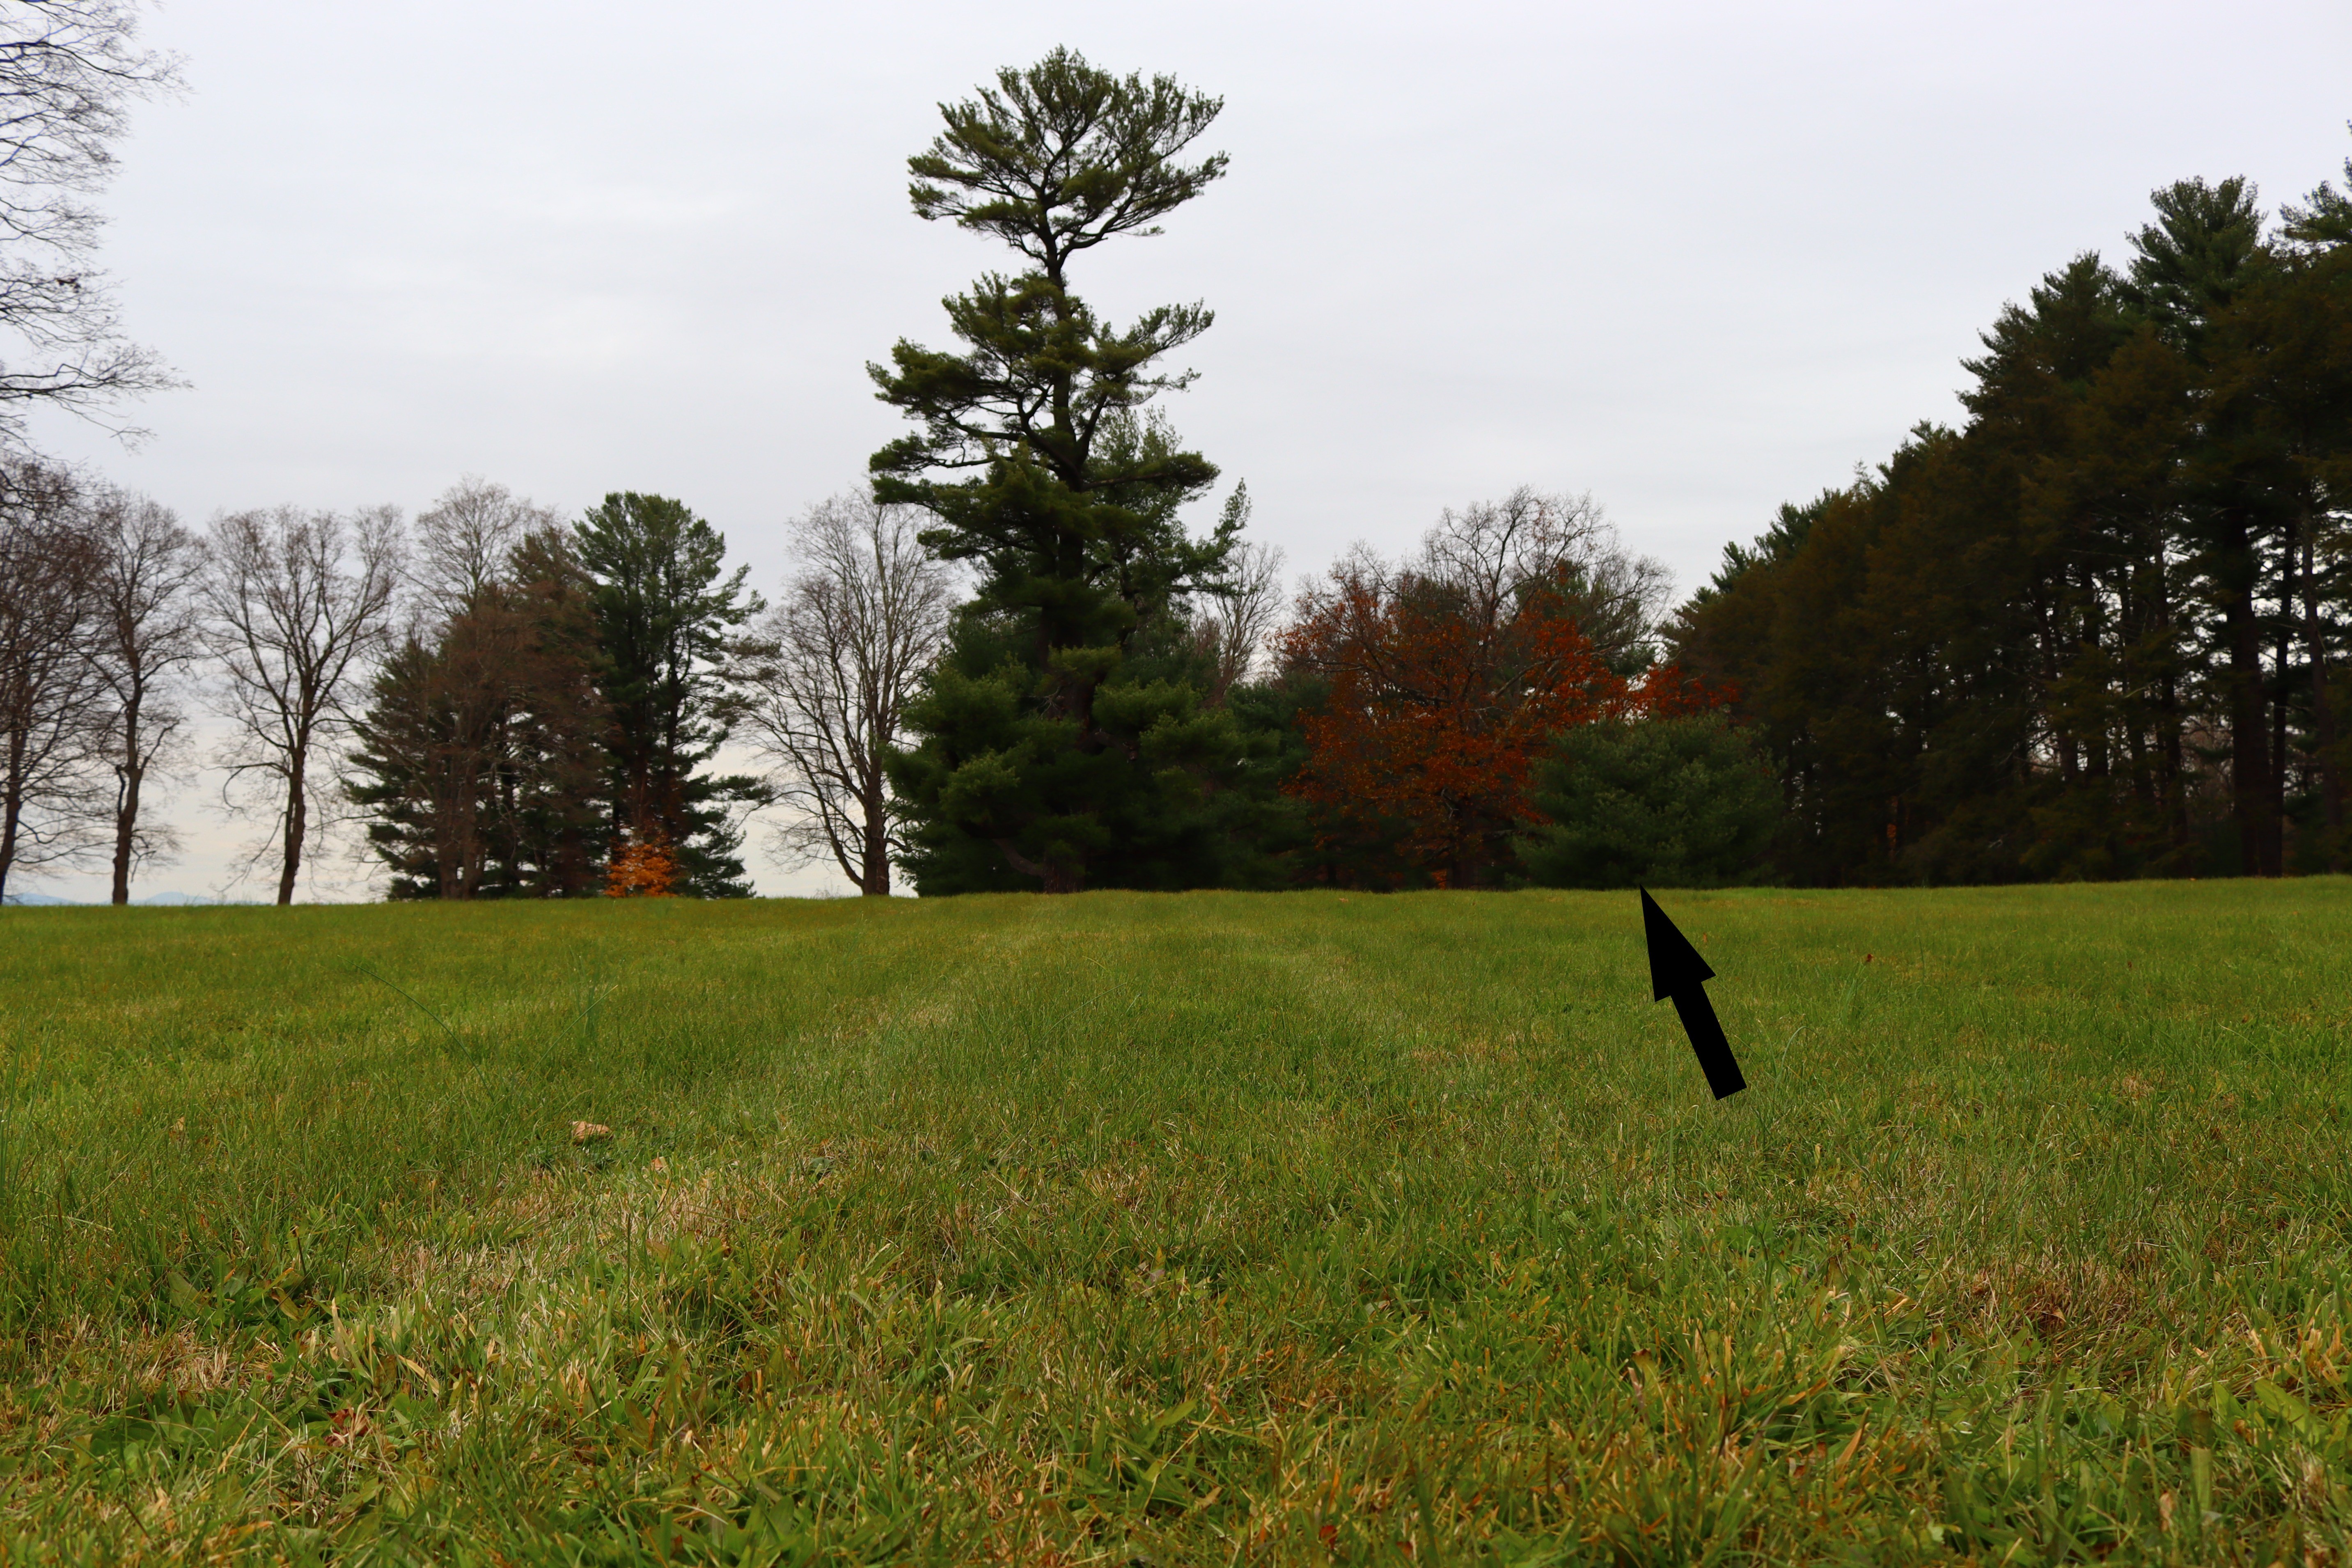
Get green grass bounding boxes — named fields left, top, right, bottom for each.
left=0, top=883, right=2347, bottom=1564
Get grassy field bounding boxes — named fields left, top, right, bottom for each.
left=0, top=883, right=2347, bottom=1564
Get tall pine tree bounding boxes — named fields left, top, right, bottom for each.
left=576, top=493, right=765, bottom=898
left=872, top=49, right=1256, bottom=894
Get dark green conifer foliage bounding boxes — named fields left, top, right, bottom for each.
left=347, top=527, right=611, bottom=899
left=347, top=637, right=457, bottom=900
left=872, top=50, right=1254, bottom=894
left=502, top=527, right=617, bottom=895
left=1517, top=713, right=1780, bottom=889
left=575, top=493, right=765, bottom=898
left=1672, top=138, right=2352, bottom=884
left=2201, top=236, right=2352, bottom=869
left=2125, top=178, right=2288, bottom=875
left=2281, top=133, right=2352, bottom=250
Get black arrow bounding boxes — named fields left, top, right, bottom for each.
left=1641, top=888, right=1746, bottom=1100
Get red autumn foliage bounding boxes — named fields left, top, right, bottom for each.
left=1279, top=493, right=1726, bottom=887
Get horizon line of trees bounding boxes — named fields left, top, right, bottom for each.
left=1673, top=147, right=2352, bottom=884
left=10, top=35, right=2351, bottom=902
left=0, top=471, right=784, bottom=905
left=0, top=445, right=1884, bottom=905
left=810, top=48, right=1771, bottom=897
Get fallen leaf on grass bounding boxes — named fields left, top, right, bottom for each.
left=571, top=1121, right=611, bottom=1144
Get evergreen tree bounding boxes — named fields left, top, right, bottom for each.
left=348, top=525, right=610, bottom=897
left=497, top=527, right=613, bottom=894
left=1517, top=713, right=1781, bottom=889
left=2123, top=177, right=2286, bottom=874
left=2201, top=236, right=2352, bottom=869
left=347, top=636, right=449, bottom=899
left=575, top=493, right=764, bottom=898
left=1670, top=141, right=2352, bottom=885
left=871, top=50, right=1255, bottom=894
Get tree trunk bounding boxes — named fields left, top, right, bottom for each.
left=278, top=748, right=307, bottom=905
left=2231, top=632, right=2273, bottom=876
left=435, top=753, right=463, bottom=899
left=861, top=796, right=890, bottom=896
left=2084, top=567, right=2111, bottom=784
left=2221, top=521, right=2275, bottom=876
left=2273, top=618, right=2293, bottom=872
left=2307, top=527, right=2343, bottom=869
left=0, top=755, right=21, bottom=902
left=2155, top=561, right=2191, bottom=860
left=2159, top=675, right=2188, bottom=854
left=997, top=837, right=1082, bottom=894
left=2118, top=565, right=2152, bottom=824
left=110, top=760, right=141, bottom=904
left=454, top=748, right=480, bottom=899
left=497, top=738, right=522, bottom=893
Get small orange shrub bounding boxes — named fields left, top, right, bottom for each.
left=604, top=830, right=677, bottom=898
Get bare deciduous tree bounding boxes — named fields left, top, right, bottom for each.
left=85, top=484, right=197, bottom=902
left=202, top=504, right=402, bottom=905
left=1414, top=488, right=1673, bottom=671
left=1283, top=490, right=1673, bottom=698
left=0, top=457, right=100, bottom=899
left=1193, top=534, right=1287, bottom=699
left=737, top=494, right=953, bottom=895
left=412, top=475, right=560, bottom=616
left=0, top=1, right=182, bottom=442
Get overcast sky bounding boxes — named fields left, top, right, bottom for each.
left=19, top=0, right=2352, bottom=901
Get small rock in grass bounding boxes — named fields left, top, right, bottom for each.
left=571, top=1121, right=612, bottom=1144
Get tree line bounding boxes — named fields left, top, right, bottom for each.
left=806, top=57, right=2352, bottom=894
left=0, top=475, right=776, bottom=904
left=1672, top=152, right=2352, bottom=883
left=8, top=29, right=2344, bottom=900
left=2, top=48, right=1774, bottom=903
left=798, top=48, right=1775, bottom=896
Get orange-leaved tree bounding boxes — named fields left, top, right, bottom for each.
left=603, top=826, right=677, bottom=898
left=1280, top=491, right=1712, bottom=887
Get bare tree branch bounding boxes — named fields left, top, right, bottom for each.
left=0, top=1, right=183, bottom=445
left=200, top=504, right=402, bottom=905
left=412, top=475, right=560, bottom=617
left=0, top=453, right=101, bottom=897
left=1192, top=534, right=1286, bottom=699
left=736, top=494, right=954, bottom=895
left=83, top=481, right=196, bottom=901
left=1288, top=488, right=1674, bottom=688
